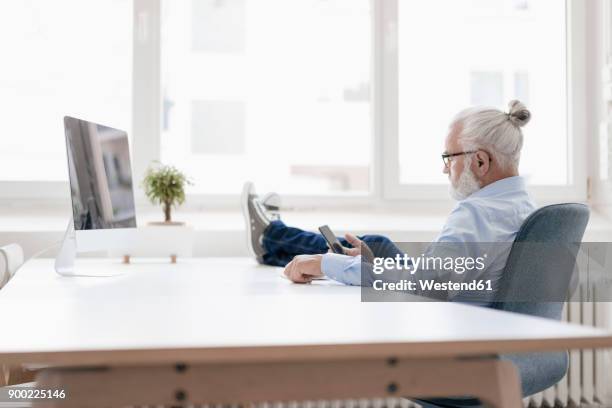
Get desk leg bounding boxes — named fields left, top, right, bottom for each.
left=32, top=358, right=522, bottom=408
left=465, top=359, right=523, bottom=408
left=1, top=365, right=37, bottom=386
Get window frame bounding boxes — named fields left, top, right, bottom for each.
left=380, top=0, right=588, bottom=203
left=0, top=0, right=588, bottom=209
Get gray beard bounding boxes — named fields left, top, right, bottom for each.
left=449, top=166, right=481, bottom=200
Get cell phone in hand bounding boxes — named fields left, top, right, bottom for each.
left=318, top=225, right=344, bottom=254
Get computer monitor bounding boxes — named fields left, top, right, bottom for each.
left=56, top=116, right=137, bottom=275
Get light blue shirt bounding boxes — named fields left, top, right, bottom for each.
left=321, top=176, right=537, bottom=304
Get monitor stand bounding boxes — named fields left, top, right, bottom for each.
left=55, top=219, right=77, bottom=276
left=54, top=219, right=124, bottom=277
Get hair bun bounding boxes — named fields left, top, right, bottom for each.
left=507, top=100, right=531, bottom=128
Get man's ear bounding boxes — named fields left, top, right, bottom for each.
left=474, top=150, right=490, bottom=176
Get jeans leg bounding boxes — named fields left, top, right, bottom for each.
left=262, top=221, right=329, bottom=267
left=262, top=225, right=405, bottom=267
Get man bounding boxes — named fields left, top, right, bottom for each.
left=242, top=100, right=535, bottom=305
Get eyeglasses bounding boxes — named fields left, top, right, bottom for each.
left=441, top=151, right=477, bottom=168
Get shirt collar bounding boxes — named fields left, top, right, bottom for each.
left=468, top=176, right=526, bottom=199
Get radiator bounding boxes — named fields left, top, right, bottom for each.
left=131, top=400, right=419, bottom=408
left=525, top=293, right=610, bottom=408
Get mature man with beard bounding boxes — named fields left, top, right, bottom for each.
left=241, top=100, right=535, bottom=305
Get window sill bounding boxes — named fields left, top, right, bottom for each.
left=2, top=208, right=612, bottom=258
left=0, top=208, right=448, bottom=238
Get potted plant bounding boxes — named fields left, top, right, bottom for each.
left=142, top=162, right=193, bottom=225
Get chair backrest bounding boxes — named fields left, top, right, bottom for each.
left=413, top=205, right=590, bottom=405
left=492, top=203, right=590, bottom=318
left=0, top=244, right=25, bottom=289
left=493, top=203, right=589, bottom=397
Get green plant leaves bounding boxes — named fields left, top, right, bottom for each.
left=142, top=162, right=193, bottom=208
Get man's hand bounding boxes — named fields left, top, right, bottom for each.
left=341, top=233, right=375, bottom=263
left=283, top=254, right=324, bottom=283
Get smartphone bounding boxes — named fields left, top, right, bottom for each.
left=318, top=225, right=344, bottom=254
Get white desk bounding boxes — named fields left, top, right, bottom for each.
left=1, top=258, right=612, bottom=408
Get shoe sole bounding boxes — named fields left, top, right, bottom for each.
left=241, top=182, right=257, bottom=259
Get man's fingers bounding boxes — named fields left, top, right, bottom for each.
left=284, top=260, right=295, bottom=278
left=344, top=233, right=375, bottom=263
left=300, top=274, right=314, bottom=283
left=292, top=270, right=313, bottom=284
left=284, top=259, right=311, bottom=284
left=343, top=247, right=361, bottom=257
left=345, top=233, right=362, bottom=247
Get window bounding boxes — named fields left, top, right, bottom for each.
left=396, top=0, right=568, bottom=187
left=397, top=0, right=569, bottom=185
left=1, top=0, right=586, bottom=205
left=160, top=0, right=372, bottom=195
left=0, top=1, right=132, bottom=182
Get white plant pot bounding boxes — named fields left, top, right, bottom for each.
left=108, top=224, right=195, bottom=262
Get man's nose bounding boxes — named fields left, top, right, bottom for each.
left=443, top=164, right=449, bottom=174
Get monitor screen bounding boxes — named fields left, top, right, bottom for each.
left=64, top=116, right=136, bottom=230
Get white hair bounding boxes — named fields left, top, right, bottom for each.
left=450, top=100, right=531, bottom=172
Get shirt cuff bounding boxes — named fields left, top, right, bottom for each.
left=321, top=253, right=357, bottom=281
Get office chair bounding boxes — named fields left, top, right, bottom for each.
left=0, top=244, right=23, bottom=289
left=416, top=203, right=590, bottom=408
left=0, top=243, right=37, bottom=387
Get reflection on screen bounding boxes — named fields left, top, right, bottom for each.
left=64, top=116, right=136, bottom=230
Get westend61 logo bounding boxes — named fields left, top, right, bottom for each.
left=371, top=253, right=487, bottom=275
left=369, top=253, right=492, bottom=294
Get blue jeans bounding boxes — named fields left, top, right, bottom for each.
left=261, top=220, right=405, bottom=267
